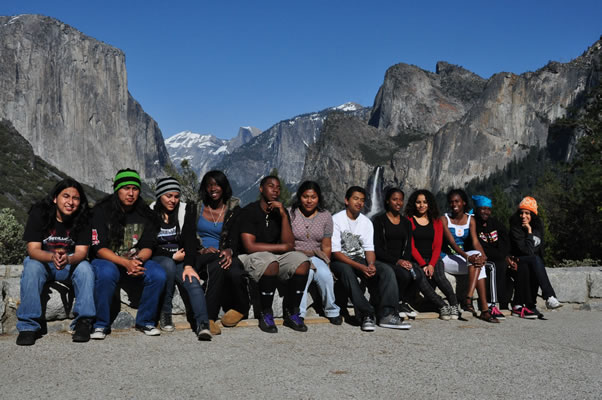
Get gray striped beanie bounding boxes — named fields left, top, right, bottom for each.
left=155, top=176, right=181, bottom=199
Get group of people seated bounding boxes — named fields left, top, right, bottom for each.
left=15, top=168, right=562, bottom=346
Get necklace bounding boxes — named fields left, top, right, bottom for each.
left=300, top=209, right=317, bottom=239
left=208, top=204, right=225, bottom=227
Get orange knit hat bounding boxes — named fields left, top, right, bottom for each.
left=518, top=196, right=538, bottom=215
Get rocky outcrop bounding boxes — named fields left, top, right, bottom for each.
left=216, top=103, right=370, bottom=204
left=0, top=15, right=170, bottom=192
left=304, top=40, right=602, bottom=208
left=227, top=126, right=263, bottom=152
left=369, top=62, right=486, bottom=137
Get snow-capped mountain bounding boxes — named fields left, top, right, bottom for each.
left=165, top=131, right=229, bottom=177
left=165, top=126, right=263, bottom=177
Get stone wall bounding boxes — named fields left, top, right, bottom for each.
left=1, top=265, right=601, bottom=334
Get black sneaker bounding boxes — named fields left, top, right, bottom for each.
left=327, top=315, right=343, bottom=325
left=399, top=303, right=418, bottom=319
left=258, top=312, right=278, bottom=333
left=361, top=316, right=376, bottom=332
left=159, top=312, right=175, bottom=332
left=16, top=331, right=40, bottom=346
left=135, top=325, right=161, bottom=336
left=196, top=322, right=212, bottom=341
left=72, top=318, right=92, bottom=343
left=283, top=311, right=308, bottom=332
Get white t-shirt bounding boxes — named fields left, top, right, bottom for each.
left=331, top=210, right=374, bottom=258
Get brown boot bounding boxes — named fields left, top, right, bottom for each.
left=209, top=320, right=222, bottom=335
left=221, top=309, right=244, bottom=327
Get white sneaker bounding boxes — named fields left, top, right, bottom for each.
left=90, top=328, right=107, bottom=340
left=545, top=296, right=562, bottom=309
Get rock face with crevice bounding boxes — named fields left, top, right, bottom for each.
left=304, top=40, right=602, bottom=210
left=0, top=14, right=169, bottom=192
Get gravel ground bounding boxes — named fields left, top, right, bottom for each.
left=1, top=307, right=600, bottom=399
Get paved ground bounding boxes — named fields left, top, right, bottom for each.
left=1, top=307, right=600, bottom=399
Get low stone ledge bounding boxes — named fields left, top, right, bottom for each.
left=1, top=265, right=600, bottom=334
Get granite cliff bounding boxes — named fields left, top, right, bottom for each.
left=304, top=39, right=602, bottom=209
left=0, top=15, right=169, bottom=192
left=216, top=103, right=370, bottom=203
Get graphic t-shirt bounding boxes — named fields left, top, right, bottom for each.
left=91, top=202, right=157, bottom=258
left=331, top=210, right=374, bottom=259
left=155, top=219, right=180, bottom=257
left=23, top=206, right=91, bottom=255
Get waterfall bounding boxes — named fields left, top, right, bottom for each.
left=365, top=166, right=384, bottom=218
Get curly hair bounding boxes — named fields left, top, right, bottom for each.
left=404, top=189, right=440, bottom=220
left=29, top=178, right=90, bottom=237
left=290, top=180, right=325, bottom=221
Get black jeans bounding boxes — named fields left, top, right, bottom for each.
left=513, top=255, right=556, bottom=309
left=331, top=258, right=398, bottom=319
left=200, top=254, right=250, bottom=320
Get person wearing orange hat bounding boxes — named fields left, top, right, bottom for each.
left=508, top=196, right=562, bottom=319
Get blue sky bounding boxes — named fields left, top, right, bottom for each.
left=3, top=1, right=602, bottom=139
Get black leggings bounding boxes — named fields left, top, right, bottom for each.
left=422, top=259, right=458, bottom=306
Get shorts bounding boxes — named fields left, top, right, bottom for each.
left=238, top=251, right=309, bottom=282
left=442, top=250, right=487, bottom=280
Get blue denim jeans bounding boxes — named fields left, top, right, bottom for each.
left=17, top=257, right=95, bottom=332
left=152, top=255, right=209, bottom=327
left=300, top=256, right=340, bottom=318
left=91, top=258, right=166, bottom=331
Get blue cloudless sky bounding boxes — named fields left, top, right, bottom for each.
left=3, top=1, right=602, bottom=139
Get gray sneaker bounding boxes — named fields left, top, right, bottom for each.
left=439, top=305, right=451, bottom=321
left=159, top=312, right=175, bottom=332
left=379, top=313, right=411, bottom=330
left=361, top=316, right=376, bottom=332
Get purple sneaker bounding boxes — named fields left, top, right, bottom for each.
left=259, top=312, right=278, bottom=333
left=283, top=311, right=308, bottom=332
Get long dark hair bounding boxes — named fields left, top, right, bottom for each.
left=199, top=170, right=233, bottom=206
left=290, top=180, right=325, bottom=220
left=404, top=189, right=440, bottom=220
left=509, top=209, right=543, bottom=233
left=95, top=174, right=158, bottom=249
left=153, top=198, right=180, bottom=225
left=383, top=186, right=404, bottom=212
left=446, top=188, right=469, bottom=213
left=29, top=178, right=90, bottom=236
